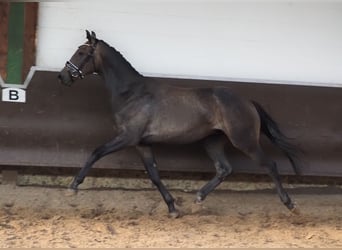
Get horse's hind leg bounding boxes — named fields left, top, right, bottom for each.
left=216, top=95, right=297, bottom=213
left=136, top=145, right=179, bottom=218
left=256, top=149, right=298, bottom=213
left=233, top=139, right=298, bottom=213
left=196, top=134, right=233, bottom=203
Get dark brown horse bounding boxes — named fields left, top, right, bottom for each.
left=58, top=30, right=302, bottom=217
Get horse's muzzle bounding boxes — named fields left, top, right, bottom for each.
left=57, top=72, right=73, bottom=86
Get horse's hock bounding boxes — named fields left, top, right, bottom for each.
left=1, top=70, right=342, bottom=181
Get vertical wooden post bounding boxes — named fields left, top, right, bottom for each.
left=6, top=2, right=25, bottom=84
left=0, top=2, right=38, bottom=84
left=23, top=3, right=38, bottom=80
left=0, top=2, right=9, bottom=80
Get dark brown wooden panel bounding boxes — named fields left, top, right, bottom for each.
left=0, top=71, right=341, bottom=177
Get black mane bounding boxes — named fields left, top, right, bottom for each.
left=97, top=39, right=142, bottom=78
left=95, top=39, right=145, bottom=111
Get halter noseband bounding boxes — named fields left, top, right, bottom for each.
left=65, top=42, right=97, bottom=79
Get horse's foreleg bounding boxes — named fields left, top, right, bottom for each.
left=196, top=135, right=233, bottom=203
left=69, top=134, right=128, bottom=192
left=136, top=145, right=179, bottom=218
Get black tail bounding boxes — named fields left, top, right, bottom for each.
left=252, top=101, right=302, bottom=175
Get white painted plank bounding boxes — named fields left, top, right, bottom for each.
left=36, top=1, right=342, bottom=86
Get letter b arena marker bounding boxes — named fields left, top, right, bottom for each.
left=2, top=87, right=26, bottom=103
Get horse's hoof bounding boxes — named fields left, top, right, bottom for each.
left=194, top=195, right=204, bottom=205
left=195, top=200, right=202, bottom=205
left=169, top=210, right=180, bottom=219
left=290, top=205, right=301, bottom=215
left=65, top=188, right=78, bottom=197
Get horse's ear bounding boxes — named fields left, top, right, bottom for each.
left=85, top=31, right=97, bottom=45
left=86, top=30, right=91, bottom=41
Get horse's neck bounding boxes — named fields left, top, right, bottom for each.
left=98, top=44, right=144, bottom=110
left=99, top=44, right=143, bottom=100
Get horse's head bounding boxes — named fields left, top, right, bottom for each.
left=58, top=30, right=98, bottom=86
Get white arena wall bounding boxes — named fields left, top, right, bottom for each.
left=36, top=1, right=342, bottom=87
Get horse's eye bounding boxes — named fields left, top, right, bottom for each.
left=78, top=51, right=85, bottom=56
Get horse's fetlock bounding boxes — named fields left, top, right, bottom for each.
left=75, top=177, right=85, bottom=185
left=283, top=198, right=293, bottom=208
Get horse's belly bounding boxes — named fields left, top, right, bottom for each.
left=142, top=132, right=211, bottom=144
left=141, top=119, right=213, bottom=144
